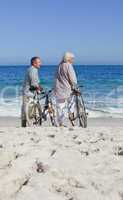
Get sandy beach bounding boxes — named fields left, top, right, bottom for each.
left=0, top=118, right=123, bottom=200
left=0, top=0, right=123, bottom=199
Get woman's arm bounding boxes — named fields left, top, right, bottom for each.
left=67, top=64, right=77, bottom=86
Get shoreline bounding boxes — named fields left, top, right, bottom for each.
left=0, top=116, right=123, bottom=127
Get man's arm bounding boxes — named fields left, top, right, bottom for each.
left=29, top=68, right=42, bottom=92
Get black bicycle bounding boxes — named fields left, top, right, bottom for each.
left=68, top=86, right=88, bottom=128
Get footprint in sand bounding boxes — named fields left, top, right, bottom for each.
left=35, top=161, right=49, bottom=173
left=75, top=141, right=82, bottom=145
left=72, top=135, right=78, bottom=140
left=114, top=146, right=123, bottom=156
left=0, top=131, right=4, bottom=133
left=47, top=134, right=55, bottom=138
left=80, top=150, right=89, bottom=156
left=50, top=150, right=56, bottom=157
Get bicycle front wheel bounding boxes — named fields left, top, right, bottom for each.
left=77, top=95, right=87, bottom=128
left=48, top=102, right=57, bottom=127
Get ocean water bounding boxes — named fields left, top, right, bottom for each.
left=0, top=65, right=123, bottom=118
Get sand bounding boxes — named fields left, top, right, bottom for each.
left=0, top=122, right=123, bottom=200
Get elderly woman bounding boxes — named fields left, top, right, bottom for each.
left=53, top=52, right=78, bottom=126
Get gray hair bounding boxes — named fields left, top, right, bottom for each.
left=62, top=52, right=75, bottom=63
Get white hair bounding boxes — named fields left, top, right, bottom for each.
left=62, top=52, right=75, bottom=63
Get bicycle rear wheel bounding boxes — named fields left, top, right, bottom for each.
left=26, top=101, right=42, bottom=127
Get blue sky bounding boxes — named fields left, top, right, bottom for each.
left=0, top=0, right=123, bottom=65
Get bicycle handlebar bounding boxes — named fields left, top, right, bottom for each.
left=34, top=90, right=52, bottom=100
left=71, top=85, right=84, bottom=96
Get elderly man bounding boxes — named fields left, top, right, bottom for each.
left=53, top=52, right=78, bottom=126
left=21, top=57, right=43, bottom=127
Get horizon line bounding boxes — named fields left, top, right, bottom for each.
left=0, top=64, right=123, bottom=67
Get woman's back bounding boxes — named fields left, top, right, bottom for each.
left=54, top=62, right=77, bottom=99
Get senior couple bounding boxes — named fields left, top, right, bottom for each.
left=22, top=52, right=78, bottom=127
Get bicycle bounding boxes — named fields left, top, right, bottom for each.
left=25, top=90, right=57, bottom=127
left=68, top=85, right=88, bottom=128
left=41, top=90, right=57, bottom=126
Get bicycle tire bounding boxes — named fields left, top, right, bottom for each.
left=48, top=102, right=57, bottom=127
left=26, top=101, right=42, bottom=127
left=77, top=95, right=87, bottom=128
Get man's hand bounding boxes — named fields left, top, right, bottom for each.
left=71, top=82, right=79, bottom=91
left=36, top=85, right=43, bottom=94
left=39, top=85, right=43, bottom=92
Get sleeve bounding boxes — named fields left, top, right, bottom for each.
left=67, top=64, right=77, bottom=85
left=29, top=68, right=40, bottom=88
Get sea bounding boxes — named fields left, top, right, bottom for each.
left=0, top=65, right=123, bottom=118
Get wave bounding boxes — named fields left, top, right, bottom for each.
left=0, top=97, right=21, bottom=117
left=0, top=96, right=123, bottom=118
left=87, top=107, right=123, bottom=118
